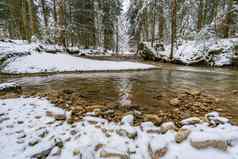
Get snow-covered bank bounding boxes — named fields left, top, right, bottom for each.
left=0, top=97, right=238, bottom=159
left=140, top=38, right=238, bottom=66
left=2, top=53, right=155, bottom=74
left=0, top=40, right=155, bottom=74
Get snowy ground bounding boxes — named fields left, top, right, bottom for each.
left=0, top=97, right=238, bottom=159
left=2, top=53, right=155, bottom=74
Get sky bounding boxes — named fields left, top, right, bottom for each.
left=123, top=0, right=130, bottom=13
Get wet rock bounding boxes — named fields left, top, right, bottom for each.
left=232, top=90, right=238, bottom=95
left=169, top=98, right=181, bottom=106
left=160, top=122, right=176, bottom=134
left=175, top=128, right=191, bottom=143
left=181, top=117, right=201, bottom=125
left=62, top=89, right=74, bottom=94
left=100, top=149, right=129, bottom=159
left=186, top=90, right=201, bottom=96
left=144, top=114, right=163, bottom=126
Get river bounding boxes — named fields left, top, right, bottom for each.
left=1, top=64, right=238, bottom=124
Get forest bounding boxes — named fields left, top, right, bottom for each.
left=1, top=1, right=238, bottom=159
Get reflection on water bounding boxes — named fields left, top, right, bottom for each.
left=116, top=78, right=132, bottom=106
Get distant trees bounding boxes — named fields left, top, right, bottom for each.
left=127, top=0, right=238, bottom=54
left=0, top=0, right=122, bottom=50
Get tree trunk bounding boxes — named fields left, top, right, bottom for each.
left=223, top=0, right=233, bottom=38
left=170, top=0, right=177, bottom=60
left=158, top=0, right=164, bottom=43
left=197, top=0, right=204, bottom=31
left=151, top=0, right=157, bottom=47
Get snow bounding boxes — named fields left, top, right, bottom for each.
left=0, top=82, right=18, bottom=91
left=2, top=53, right=155, bottom=73
left=0, top=40, right=155, bottom=73
left=1, top=97, right=238, bottom=159
left=148, top=38, right=238, bottom=66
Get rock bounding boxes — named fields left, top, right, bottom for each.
left=31, top=145, right=55, bottom=158
left=0, top=83, right=22, bottom=93
left=100, top=149, right=129, bottom=159
left=191, top=139, right=227, bottom=151
left=149, top=137, right=168, bottom=159
left=17, top=120, right=24, bottom=124
left=186, top=90, right=201, bottom=96
left=206, top=112, right=220, bottom=118
left=144, top=114, right=163, bottom=126
left=175, top=128, right=191, bottom=143
left=209, top=117, right=229, bottom=125
left=116, top=126, right=137, bottom=139
left=137, top=42, right=158, bottom=61
left=62, top=89, right=74, bottom=94
left=232, top=90, right=238, bottom=95
left=54, top=113, right=67, bottom=121
left=73, top=148, right=81, bottom=156
left=29, top=138, right=40, bottom=146
left=0, top=117, right=10, bottom=123
left=160, top=122, right=176, bottom=134
left=49, top=146, right=61, bottom=156
left=54, top=138, right=64, bottom=148
left=46, top=111, right=67, bottom=121
left=121, top=114, right=134, bottom=126
left=169, top=98, right=181, bottom=106
left=152, top=147, right=168, bottom=159
left=181, top=117, right=201, bottom=125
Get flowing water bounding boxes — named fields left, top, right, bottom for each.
left=1, top=64, right=238, bottom=123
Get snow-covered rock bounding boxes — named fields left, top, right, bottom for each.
left=1, top=97, right=238, bottom=159
left=0, top=82, right=21, bottom=93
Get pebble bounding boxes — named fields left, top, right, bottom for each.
left=160, top=122, right=176, bottom=134
left=175, top=128, right=191, bottom=143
